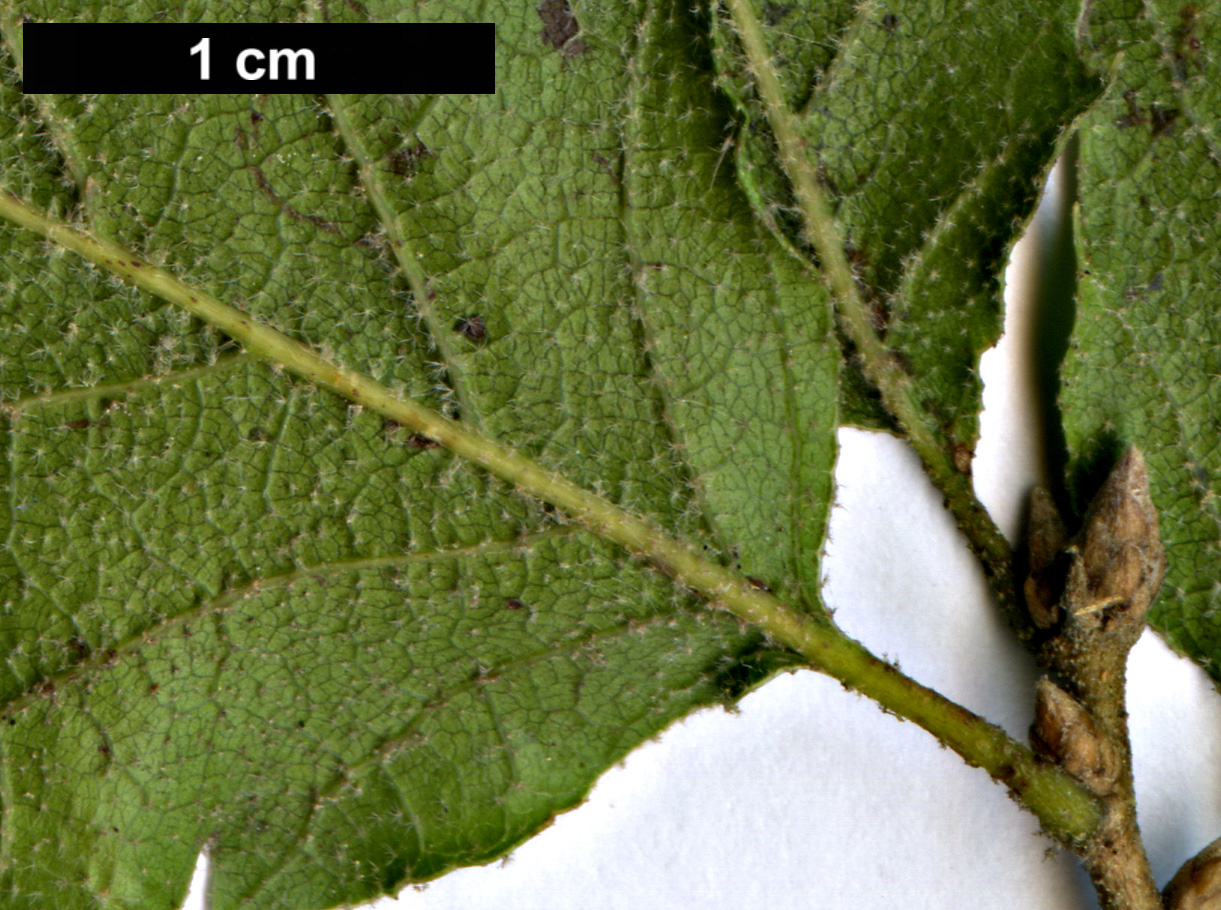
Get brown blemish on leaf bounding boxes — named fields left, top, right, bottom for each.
left=248, top=165, right=343, bottom=234
left=538, top=0, right=579, bottom=49
left=867, top=299, right=889, bottom=337
left=538, top=0, right=586, bottom=60
left=1114, top=89, right=1145, bottom=130
left=762, top=2, right=793, bottom=25
left=454, top=314, right=488, bottom=342
left=407, top=433, right=439, bottom=450
left=951, top=442, right=972, bottom=474
left=250, top=164, right=278, bottom=201
left=880, top=12, right=899, bottom=31
left=1172, top=4, right=1204, bottom=77
left=387, top=141, right=434, bottom=178
left=590, top=151, right=615, bottom=178
left=1150, top=104, right=1181, bottom=138
left=504, top=597, right=526, bottom=610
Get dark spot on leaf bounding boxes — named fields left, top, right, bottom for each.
left=67, top=636, right=89, bottom=659
left=745, top=577, right=772, bottom=593
left=562, top=38, right=588, bottom=59
left=99, top=743, right=111, bottom=756
left=250, top=164, right=277, bottom=200
left=952, top=443, right=973, bottom=474
left=880, top=12, right=899, bottom=31
left=249, top=165, right=343, bottom=233
left=538, top=0, right=579, bottom=51
left=454, top=314, right=487, bottom=342
left=386, top=141, right=433, bottom=178
left=283, top=203, right=342, bottom=234
left=251, top=110, right=265, bottom=126
left=407, top=433, right=439, bottom=450
left=867, top=299, right=890, bottom=336
left=590, top=151, right=615, bottom=178
left=64, top=418, right=91, bottom=430
left=1173, top=5, right=1203, bottom=75
left=1115, top=89, right=1144, bottom=129
left=247, top=427, right=267, bottom=442
left=762, top=2, right=793, bottom=25
left=297, top=719, right=307, bottom=728
left=504, top=597, right=526, bottom=610
left=1150, top=105, right=1180, bottom=137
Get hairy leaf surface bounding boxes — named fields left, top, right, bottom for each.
left=710, top=0, right=1100, bottom=442
left=0, top=1, right=834, bottom=907
left=1063, top=0, right=1221, bottom=682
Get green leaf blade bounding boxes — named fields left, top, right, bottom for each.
left=712, top=0, right=1101, bottom=446
left=625, top=0, right=839, bottom=605
left=0, top=1, right=840, bottom=906
left=1064, top=2, right=1221, bottom=678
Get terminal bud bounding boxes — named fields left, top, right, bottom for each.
left=1064, top=448, right=1166, bottom=638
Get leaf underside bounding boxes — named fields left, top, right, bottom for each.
left=0, top=0, right=1208, bottom=908
left=0, top=2, right=831, bottom=907
left=709, top=0, right=1099, bottom=446
left=1061, top=0, right=1221, bottom=683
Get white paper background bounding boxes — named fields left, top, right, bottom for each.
left=182, top=163, right=1221, bottom=910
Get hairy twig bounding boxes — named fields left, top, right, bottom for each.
left=720, top=3, right=1165, bottom=907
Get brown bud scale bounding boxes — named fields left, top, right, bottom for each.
left=1030, top=678, right=1120, bottom=796
left=1165, top=835, right=1221, bottom=910
left=1063, top=448, right=1166, bottom=638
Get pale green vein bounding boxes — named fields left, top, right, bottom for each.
left=723, top=0, right=1019, bottom=631
left=0, top=191, right=1103, bottom=844
left=2, top=352, right=254, bottom=413
left=324, top=94, right=477, bottom=424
